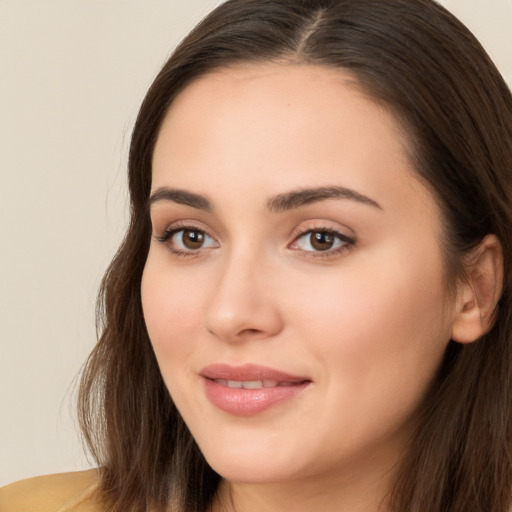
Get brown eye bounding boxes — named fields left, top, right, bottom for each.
left=155, top=226, right=218, bottom=254
left=290, top=228, right=354, bottom=255
left=310, top=231, right=335, bottom=251
left=181, top=229, right=205, bottom=249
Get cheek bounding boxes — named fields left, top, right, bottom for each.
left=283, top=268, right=450, bottom=460
left=291, top=259, right=448, bottom=344
left=141, top=259, right=204, bottom=372
left=284, top=249, right=452, bottom=411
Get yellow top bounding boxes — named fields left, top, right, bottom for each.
left=0, top=470, right=101, bottom=512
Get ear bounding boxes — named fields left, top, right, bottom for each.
left=451, top=234, right=504, bottom=344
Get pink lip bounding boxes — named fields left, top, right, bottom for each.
left=200, top=364, right=311, bottom=416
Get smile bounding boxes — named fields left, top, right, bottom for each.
left=213, top=379, right=301, bottom=389
left=201, top=364, right=312, bottom=416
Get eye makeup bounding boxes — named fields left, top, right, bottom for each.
left=153, top=221, right=356, bottom=261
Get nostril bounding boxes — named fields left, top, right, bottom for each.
left=240, top=328, right=261, bottom=335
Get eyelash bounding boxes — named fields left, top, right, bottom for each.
left=289, top=229, right=356, bottom=258
left=154, top=224, right=356, bottom=259
left=154, top=224, right=218, bottom=258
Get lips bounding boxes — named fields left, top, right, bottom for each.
left=213, top=379, right=292, bottom=389
left=200, top=364, right=311, bottom=416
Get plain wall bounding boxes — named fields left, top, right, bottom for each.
left=0, top=0, right=510, bottom=487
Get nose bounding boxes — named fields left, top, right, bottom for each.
left=204, top=249, right=283, bottom=343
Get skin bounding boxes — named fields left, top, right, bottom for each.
left=142, top=64, right=465, bottom=512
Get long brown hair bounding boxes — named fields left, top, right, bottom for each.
left=78, top=1, right=512, bottom=511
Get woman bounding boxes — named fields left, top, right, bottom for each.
left=2, top=0, right=512, bottom=511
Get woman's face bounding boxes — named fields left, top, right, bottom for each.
left=142, top=64, right=458, bottom=489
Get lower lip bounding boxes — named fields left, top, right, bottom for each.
left=203, top=378, right=310, bottom=416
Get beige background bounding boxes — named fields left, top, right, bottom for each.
left=0, top=0, right=510, bottom=487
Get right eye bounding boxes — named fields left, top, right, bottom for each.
left=156, top=227, right=219, bottom=255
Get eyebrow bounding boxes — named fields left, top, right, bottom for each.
left=148, top=185, right=382, bottom=213
left=149, top=187, right=212, bottom=211
left=267, top=186, right=382, bottom=212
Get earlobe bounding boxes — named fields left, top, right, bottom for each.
left=451, top=234, right=503, bottom=344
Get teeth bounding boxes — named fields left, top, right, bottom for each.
left=241, top=380, right=261, bottom=389
left=214, top=379, right=280, bottom=389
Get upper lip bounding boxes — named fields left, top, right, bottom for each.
left=200, top=363, right=311, bottom=383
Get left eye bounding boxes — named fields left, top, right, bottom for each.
left=292, top=230, right=352, bottom=252
left=169, top=228, right=218, bottom=251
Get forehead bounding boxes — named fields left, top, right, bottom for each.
left=159, top=64, right=402, bottom=146
left=151, top=63, right=432, bottom=216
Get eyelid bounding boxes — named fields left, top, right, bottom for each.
left=289, top=229, right=354, bottom=248
left=288, top=222, right=356, bottom=257
left=153, top=220, right=220, bottom=255
left=288, top=220, right=355, bottom=242
left=152, top=219, right=355, bottom=258
left=154, top=219, right=214, bottom=240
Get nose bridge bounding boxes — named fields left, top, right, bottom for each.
left=205, top=241, right=282, bottom=342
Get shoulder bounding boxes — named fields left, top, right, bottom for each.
left=0, top=469, right=102, bottom=512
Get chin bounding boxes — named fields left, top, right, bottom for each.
left=193, top=426, right=305, bottom=484
left=206, top=456, right=298, bottom=485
